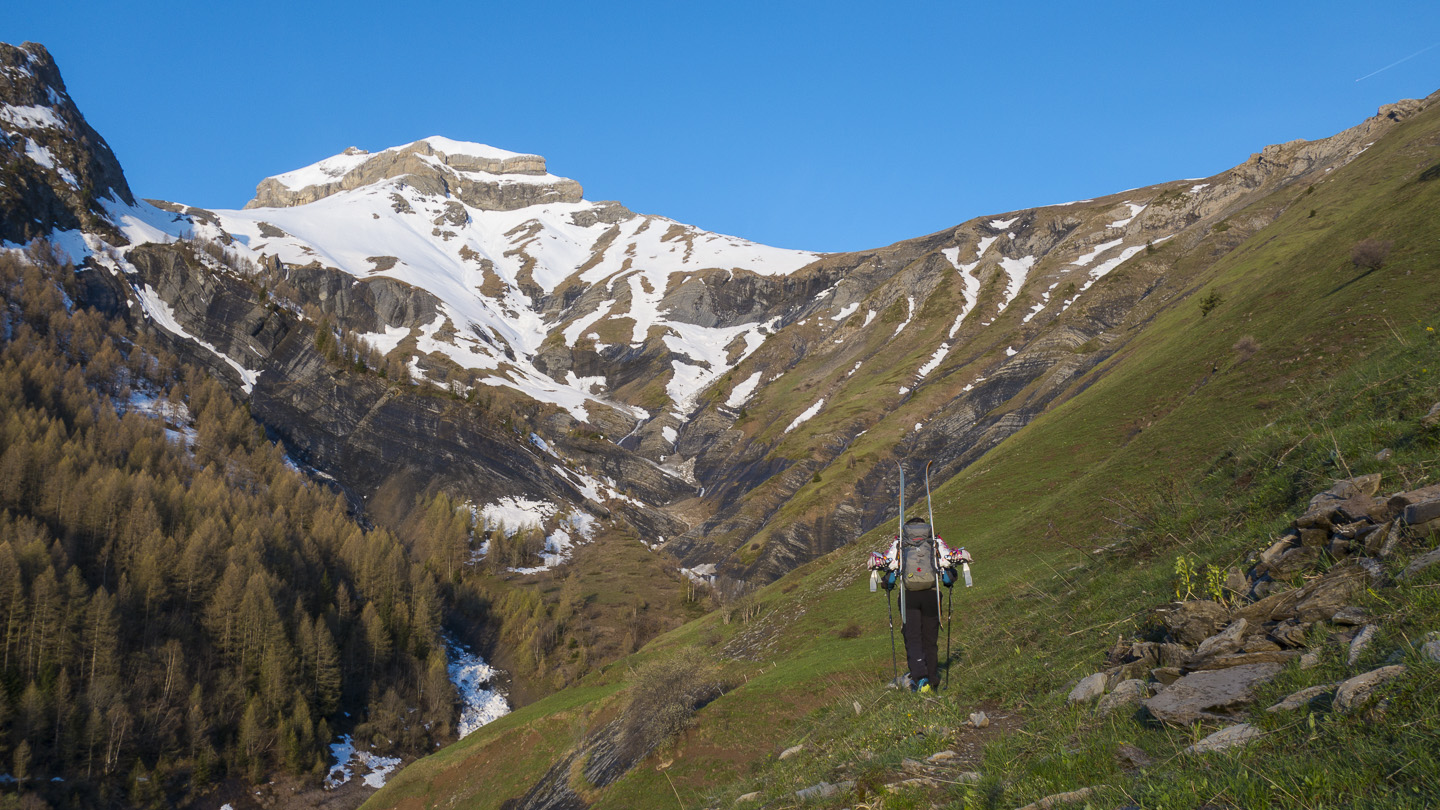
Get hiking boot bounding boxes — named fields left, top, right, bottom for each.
left=918, top=678, right=933, bottom=694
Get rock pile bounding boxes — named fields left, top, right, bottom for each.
left=1070, top=473, right=1440, bottom=739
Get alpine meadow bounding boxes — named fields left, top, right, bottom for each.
left=1, top=25, right=1440, bottom=810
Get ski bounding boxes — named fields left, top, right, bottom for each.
left=896, top=462, right=906, bottom=623
left=925, top=460, right=946, bottom=690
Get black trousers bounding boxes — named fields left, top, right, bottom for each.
left=902, top=587, right=943, bottom=686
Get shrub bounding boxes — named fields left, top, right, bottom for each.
left=1199, top=291, right=1224, bottom=318
left=1350, top=238, right=1394, bottom=271
left=617, top=648, right=725, bottom=759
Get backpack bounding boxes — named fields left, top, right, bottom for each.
left=900, top=521, right=938, bottom=591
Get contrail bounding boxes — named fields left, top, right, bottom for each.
left=1356, top=42, right=1439, bottom=81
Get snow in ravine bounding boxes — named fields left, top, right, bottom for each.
left=325, top=736, right=402, bottom=790
left=446, top=637, right=510, bottom=738
left=321, top=636, right=507, bottom=791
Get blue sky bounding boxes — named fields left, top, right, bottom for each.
left=6, top=1, right=1439, bottom=252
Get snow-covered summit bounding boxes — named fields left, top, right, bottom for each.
left=247, top=136, right=567, bottom=210
left=195, top=138, right=821, bottom=426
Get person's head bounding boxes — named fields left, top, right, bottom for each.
left=905, top=516, right=927, bottom=525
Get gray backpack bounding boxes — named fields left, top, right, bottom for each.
left=900, top=521, right=938, bottom=591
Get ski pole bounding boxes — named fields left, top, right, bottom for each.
left=925, top=462, right=943, bottom=668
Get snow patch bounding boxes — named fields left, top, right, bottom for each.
left=726, top=371, right=763, bottom=408
left=830, top=301, right=859, bottom=321
left=996, top=256, right=1035, bottom=314
left=1072, top=238, right=1123, bottom=267
left=1189, top=183, right=1210, bottom=194
left=1109, top=202, right=1145, bottom=228
left=784, top=399, right=824, bottom=434
left=0, top=103, right=65, bottom=131
left=916, top=343, right=949, bottom=380
left=988, top=216, right=1019, bottom=230
left=325, top=735, right=402, bottom=790
left=892, top=296, right=915, bottom=337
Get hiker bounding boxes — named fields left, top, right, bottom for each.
left=869, top=517, right=971, bottom=693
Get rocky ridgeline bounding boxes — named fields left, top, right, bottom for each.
left=245, top=139, right=584, bottom=211
left=1068, top=467, right=1440, bottom=753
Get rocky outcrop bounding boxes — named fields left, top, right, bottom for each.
left=246, top=139, right=582, bottom=211
left=0, top=41, right=134, bottom=244
left=1076, top=473, right=1439, bottom=731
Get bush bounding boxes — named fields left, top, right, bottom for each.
left=1199, top=290, right=1224, bottom=318
left=1350, top=238, right=1394, bottom=271
left=617, top=648, right=725, bottom=759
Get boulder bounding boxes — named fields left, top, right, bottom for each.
left=1258, top=534, right=1297, bottom=564
left=1298, top=527, right=1331, bottom=547
left=1300, top=653, right=1321, bottom=669
left=1150, top=667, right=1183, bottom=685
left=1067, top=672, right=1107, bottom=705
left=1268, top=547, right=1322, bottom=579
left=1422, top=402, right=1440, bottom=429
left=1422, top=640, right=1440, bottom=664
left=1242, top=635, right=1282, bottom=653
left=1269, top=620, right=1311, bottom=648
left=1321, top=474, right=1384, bottom=501
left=736, top=792, right=762, bottom=803
left=1387, top=484, right=1440, bottom=515
left=1402, top=500, right=1440, bottom=526
left=1162, top=600, right=1232, bottom=645
left=1189, top=619, right=1249, bottom=664
left=1365, top=521, right=1400, bottom=557
left=1142, top=663, right=1283, bottom=725
left=1293, top=563, right=1371, bottom=623
left=1347, top=624, right=1379, bottom=667
left=1097, top=679, right=1148, bottom=716
left=1236, top=587, right=1302, bottom=624
left=1183, top=723, right=1262, bottom=754
left=968, top=711, right=989, bottom=728
left=1336, top=497, right=1388, bottom=524
left=1266, top=683, right=1336, bottom=712
left=1399, top=547, right=1440, bottom=581
left=1016, top=787, right=1099, bottom=810
left=1334, top=665, right=1407, bottom=713
left=795, top=780, right=852, bottom=801
left=1331, top=607, right=1369, bottom=626
left=1190, top=651, right=1300, bottom=671
left=1115, top=743, right=1154, bottom=769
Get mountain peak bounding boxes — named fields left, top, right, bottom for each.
left=245, top=137, right=579, bottom=211
left=0, top=40, right=135, bottom=244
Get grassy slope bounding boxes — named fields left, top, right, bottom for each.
left=365, top=102, right=1440, bottom=810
